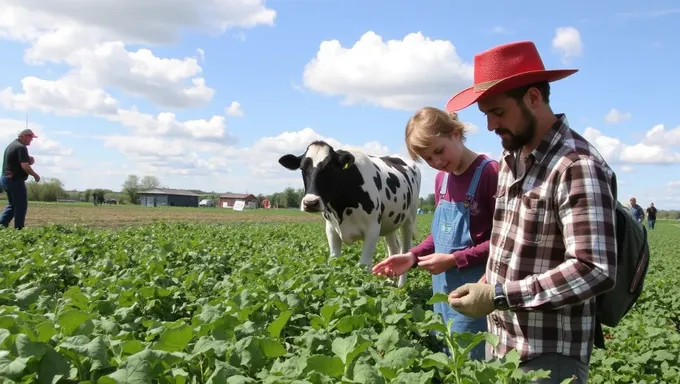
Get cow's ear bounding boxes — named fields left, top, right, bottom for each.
left=279, top=154, right=301, bottom=170
left=337, top=150, right=355, bottom=169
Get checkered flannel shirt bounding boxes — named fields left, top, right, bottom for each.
left=486, top=114, right=618, bottom=364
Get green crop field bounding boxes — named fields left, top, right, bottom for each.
left=0, top=204, right=678, bottom=383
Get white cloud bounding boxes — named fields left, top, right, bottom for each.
left=643, top=124, right=680, bottom=146
left=583, top=126, right=680, bottom=165
left=668, top=180, right=680, bottom=188
left=0, top=1, right=272, bottom=146
left=621, top=165, right=635, bottom=172
left=604, top=108, right=632, bottom=124
left=226, top=101, right=244, bottom=117
left=551, top=27, right=584, bottom=63
left=301, top=31, right=474, bottom=111
left=0, top=0, right=276, bottom=49
left=90, top=127, right=396, bottom=194
left=0, top=0, right=276, bottom=112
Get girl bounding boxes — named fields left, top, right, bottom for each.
left=372, top=106, right=498, bottom=360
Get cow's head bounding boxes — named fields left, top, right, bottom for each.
left=278, top=140, right=355, bottom=213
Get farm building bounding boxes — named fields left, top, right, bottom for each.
left=138, top=188, right=200, bottom=207
left=218, top=193, right=258, bottom=209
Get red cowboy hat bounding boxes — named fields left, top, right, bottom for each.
left=445, top=41, right=578, bottom=112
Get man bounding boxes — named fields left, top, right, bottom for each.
left=646, top=202, right=657, bottom=230
left=1, top=129, right=41, bottom=229
left=629, top=197, right=644, bottom=224
left=443, top=41, right=618, bottom=383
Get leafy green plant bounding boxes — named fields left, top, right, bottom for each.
left=0, top=219, right=677, bottom=383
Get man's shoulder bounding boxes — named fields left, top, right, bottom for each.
left=5, top=139, right=25, bottom=151
left=550, top=125, right=614, bottom=177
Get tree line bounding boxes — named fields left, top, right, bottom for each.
left=7, top=176, right=680, bottom=220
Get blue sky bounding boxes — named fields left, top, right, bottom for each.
left=0, top=0, right=679, bottom=209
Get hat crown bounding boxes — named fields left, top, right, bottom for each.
left=473, top=41, right=546, bottom=84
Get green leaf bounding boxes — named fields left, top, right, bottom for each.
left=376, top=326, right=399, bottom=353
left=0, top=351, right=28, bottom=381
left=37, top=346, right=70, bottom=384
left=353, top=361, right=384, bottom=383
left=306, top=355, right=344, bottom=377
left=334, top=315, right=365, bottom=334
left=267, top=310, right=292, bottom=339
left=331, top=334, right=371, bottom=368
left=153, top=324, right=193, bottom=352
left=421, top=352, right=449, bottom=369
left=59, top=335, right=110, bottom=371
left=257, top=337, right=287, bottom=358
left=427, top=292, right=449, bottom=305
left=56, top=309, right=91, bottom=336
left=15, top=285, right=41, bottom=309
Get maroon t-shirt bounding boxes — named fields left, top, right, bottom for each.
left=410, top=154, right=499, bottom=269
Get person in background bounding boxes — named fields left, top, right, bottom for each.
left=646, top=202, right=657, bottom=230
left=629, top=197, right=644, bottom=224
left=442, top=41, right=618, bottom=383
left=372, top=106, right=499, bottom=361
left=0, top=129, right=40, bottom=230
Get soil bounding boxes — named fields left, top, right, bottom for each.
left=18, top=203, right=322, bottom=229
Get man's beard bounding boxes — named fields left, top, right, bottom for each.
left=496, top=102, right=536, bottom=151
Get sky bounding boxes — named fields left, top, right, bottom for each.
left=0, top=0, right=679, bottom=209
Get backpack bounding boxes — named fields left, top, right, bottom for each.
left=597, top=173, right=650, bottom=328
left=556, top=172, right=650, bottom=342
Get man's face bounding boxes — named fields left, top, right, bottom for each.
left=478, top=93, right=537, bottom=151
left=20, top=134, right=34, bottom=146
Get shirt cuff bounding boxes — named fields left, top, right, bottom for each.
left=504, top=280, right=524, bottom=309
left=453, top=251, right=469, bottom=269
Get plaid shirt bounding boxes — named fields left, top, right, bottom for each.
left=486, top=114, right=618, bottom=364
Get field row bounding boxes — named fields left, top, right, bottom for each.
left=0, top=215, right=678, bottom=383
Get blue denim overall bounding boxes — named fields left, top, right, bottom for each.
left=431, top=158, right=490, bottom=361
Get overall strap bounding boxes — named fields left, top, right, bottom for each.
left=465, top=158, right=491, bottom=203
left=439, top=172, right=449, bottom=199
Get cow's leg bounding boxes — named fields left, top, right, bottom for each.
left=359, top=224, right=380, bottom=270
left=396, top=217, right=417, bottom=288
left=325, top=220, right=342, bottom=258
left=384, top=231, right=405, bottom=287
left=384, top=231, right=400, bottom=256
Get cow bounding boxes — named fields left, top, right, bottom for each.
left=278, top=140, right=422, bottom=288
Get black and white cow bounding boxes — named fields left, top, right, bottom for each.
left=278, top=140, right=422, bottom=287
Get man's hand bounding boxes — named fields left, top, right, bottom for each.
left=448, top=283, right=496, bottom=319
left=33, top=174, right=40, bottom=183
left=417, top=253, right=457, bottom=274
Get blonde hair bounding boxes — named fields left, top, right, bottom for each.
left=404, top=106, right=468, bottom=161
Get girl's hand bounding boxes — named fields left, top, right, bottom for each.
left=417, top=253, right=457, bottom=274
left=372, top=252, right=416, bottom=277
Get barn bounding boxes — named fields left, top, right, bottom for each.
left=218, top=193, right=258, bottom=209
left=138, top=188, right=200, bottom=207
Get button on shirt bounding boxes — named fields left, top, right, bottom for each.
left=486, top=114, right=618, bottom=364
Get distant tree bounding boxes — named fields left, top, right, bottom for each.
left=26, top=177, right=67, bottom=201
left=140, top=175, right=161, bottom=191
left=122, top=175, right=140, bottom=204
left=92, top=189, right=105, bottom=205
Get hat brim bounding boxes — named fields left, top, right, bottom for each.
left=445, top=69, right=578, bottom=112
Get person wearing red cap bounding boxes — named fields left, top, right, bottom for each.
left=1, top=129, right=41, bottom=230
left=443, top=41, right=618, bottom=383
